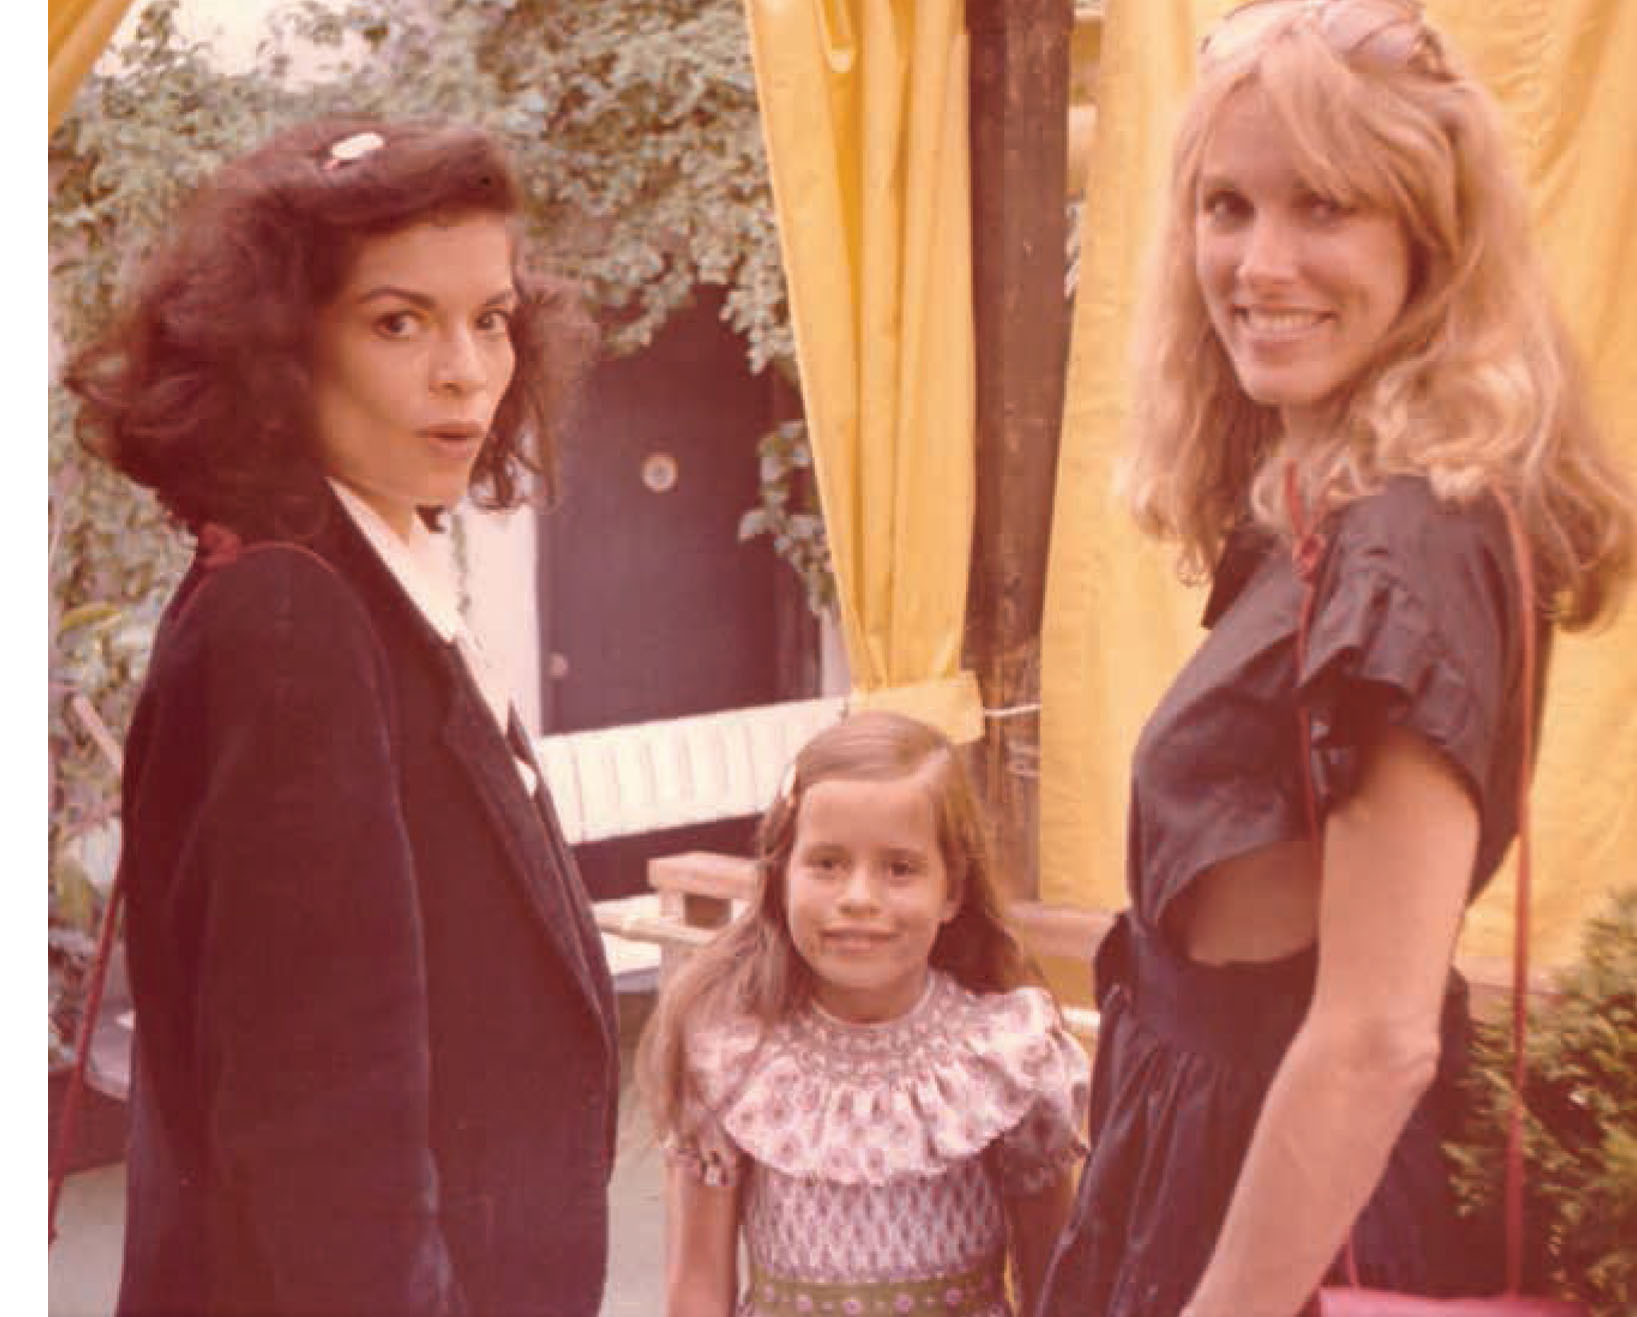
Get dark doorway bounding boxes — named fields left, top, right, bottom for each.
left=539, top=290, right=811, bottom=899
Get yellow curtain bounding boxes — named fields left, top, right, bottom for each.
left=1041, top=0, right=1637, bottom=967
left=743, top=0, right=984, bottom=744
left=49, top=0, right=136, bottom=132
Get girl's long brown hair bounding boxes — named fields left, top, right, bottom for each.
left=635, top=710, right=1040, bottom=1144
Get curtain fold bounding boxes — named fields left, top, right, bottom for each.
left=1041, top=0, right=1637, bottom=966
left=743, top=0, right=983, bottom=744
left=50, top=0, right=137, bottom=133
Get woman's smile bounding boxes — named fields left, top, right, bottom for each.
left=1195, top=87, right=1410, bottom=446
left=1234, top=305, right=1331, bottom=339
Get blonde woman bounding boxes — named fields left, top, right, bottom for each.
left=1038, top=3, right=1634, bottom=1315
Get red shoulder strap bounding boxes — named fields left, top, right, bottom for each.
left=1493, top=493, right=1538, bottom=1297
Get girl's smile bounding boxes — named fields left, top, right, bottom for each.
left=821, top=929, right=895, bottom=950
left=784, top=773, right=958, bottom=1024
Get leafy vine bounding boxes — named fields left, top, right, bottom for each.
left=47, top=0, right=829, bottom=1055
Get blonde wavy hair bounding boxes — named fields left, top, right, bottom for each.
left=1120, top=4, right=1633, bottom=627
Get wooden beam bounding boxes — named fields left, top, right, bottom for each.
left=639, top=852, right=1543, bottom=1024
left=648, top=851, right=759, bottom=900
left=1006, top=899, right=1115, bottom=962
left=966, top=0, right=1075, bottom=898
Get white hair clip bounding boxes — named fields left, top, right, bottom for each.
left=323, top=131, right=385, bottom=171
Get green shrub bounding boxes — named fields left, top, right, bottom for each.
left=1446, top=886, right=1637, bottom=1315
left=49, top=0, right=809, bottom=1058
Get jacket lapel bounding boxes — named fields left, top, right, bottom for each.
left=307, top=500, right=615, bottom=1047
left=510, top=716, right=618, bottom=1023
left=438, top=675, right=616, bottom=1042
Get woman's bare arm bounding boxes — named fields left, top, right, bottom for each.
left=1183, top=725, right=1478, bottom=1317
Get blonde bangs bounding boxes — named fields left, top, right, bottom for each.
left=1256, top=35, right=1407, bottom=216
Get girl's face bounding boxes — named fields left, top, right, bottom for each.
left=784, top=773, right=959, bottom=1024
left=1193, top=87, right=1411, bottom=446
left=311, top=213, right=518, bottom=538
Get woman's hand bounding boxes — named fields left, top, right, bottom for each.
left=1184, top=723, right=1479, bottom=1317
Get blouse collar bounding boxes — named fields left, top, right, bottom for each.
left=327, top=482, right=462, bottom=644
left=325, top=482, right=537, bottom=795
left=1202, top=521, right=1277, bottom=629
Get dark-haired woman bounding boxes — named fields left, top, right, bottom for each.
left=66, top=118, right=617, bottom=1317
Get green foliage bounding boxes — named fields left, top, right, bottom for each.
left=47, top=0, right=808, bottom=1050
left=738, top=419, right=835, bottom=618
left=1446, top=887, right=1637, bottom=1316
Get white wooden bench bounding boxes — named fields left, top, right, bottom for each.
left=536, top=696, right=846, bottom=991
left=79, top=694, right=1537, bottom=1097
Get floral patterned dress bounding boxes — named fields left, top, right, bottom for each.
left=673, top=970, right=1090, bottom=1317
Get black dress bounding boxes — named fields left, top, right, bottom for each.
left=1038, top=476, right=1544, bottom=1317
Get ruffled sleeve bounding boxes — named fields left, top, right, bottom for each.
left=666, top=1012, right=770, bottom=1188
left=982, top=990, right=1092, bottom=1196
left=1297, top=479, right=1521, bottom=814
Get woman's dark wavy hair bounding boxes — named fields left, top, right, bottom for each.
left=64, top=115, right=595, bottom=540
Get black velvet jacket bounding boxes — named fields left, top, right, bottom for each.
left=113, top=495, right=618, bottom=1317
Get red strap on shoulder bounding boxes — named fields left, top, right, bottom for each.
left=1494, top=493, right=1538, bottom=1297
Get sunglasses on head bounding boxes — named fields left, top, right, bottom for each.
left=1199, top=0, right=1449, bottom=76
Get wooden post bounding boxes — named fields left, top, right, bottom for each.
left=966, top=0, right=1074, bottom=898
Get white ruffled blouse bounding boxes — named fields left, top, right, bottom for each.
left=673, top=970, right=1090, bottom=1309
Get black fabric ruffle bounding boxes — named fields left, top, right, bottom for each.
left=1297, top=559, right=1493, bottom=811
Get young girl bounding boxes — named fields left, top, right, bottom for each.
left=637, top=710, right=1090, bottom=1317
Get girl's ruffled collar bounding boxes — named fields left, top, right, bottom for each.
left=801, top=967, right=949, bottom=1047
left=686, top=970, right=1087, bottom=1185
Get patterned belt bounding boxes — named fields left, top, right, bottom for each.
left=743, top=1257, right=1007, bottom=1316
